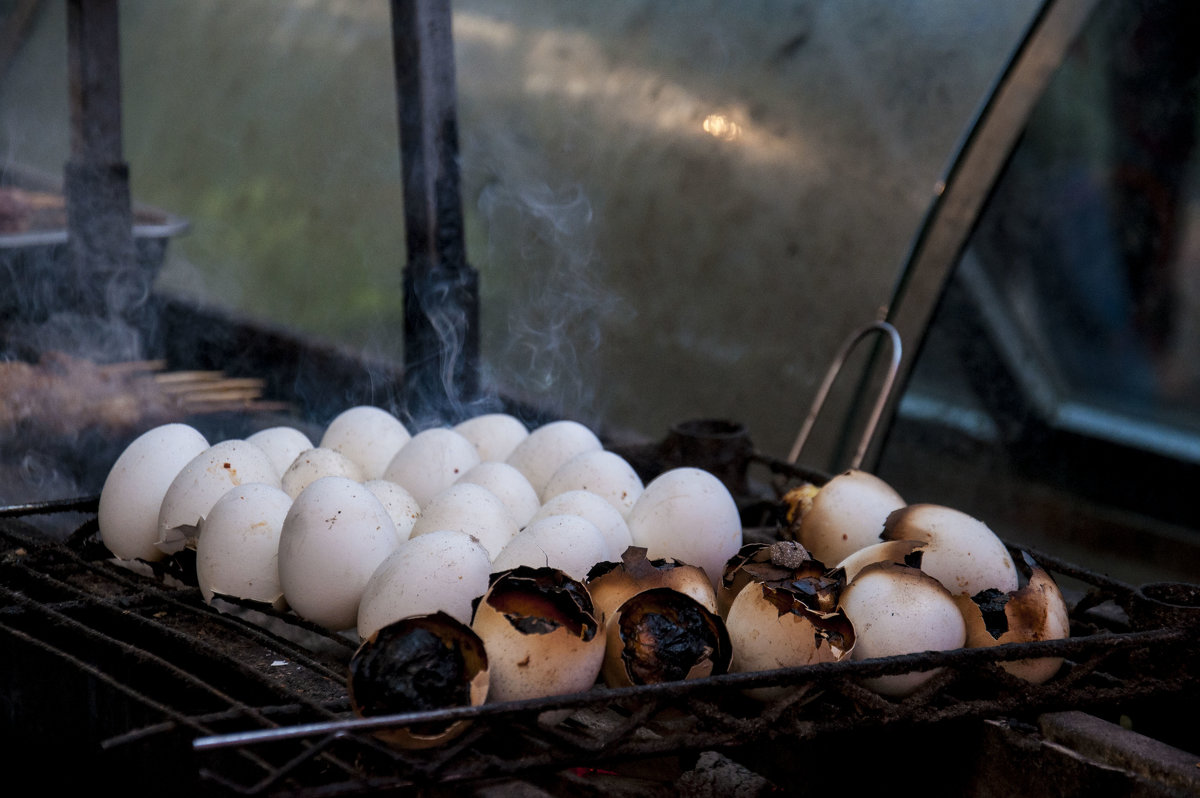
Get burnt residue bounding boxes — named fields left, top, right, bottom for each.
left=349, top=625, right=470, bottom=720
left=972, top=587, right=1011, bottom=639
left=618, top=588, right=731, bottom=684
left=487, top=566, right=600, bottom=642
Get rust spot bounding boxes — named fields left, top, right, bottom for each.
left=223, top=462, right=232, bottom=469
left=517, top=655, right=531, bottom=667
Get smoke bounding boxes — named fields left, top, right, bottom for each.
left=475, top=176, right=628, bottom=428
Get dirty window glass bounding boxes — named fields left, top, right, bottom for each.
left=0, top=0, right=1041, bottom=459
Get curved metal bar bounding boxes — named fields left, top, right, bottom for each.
left=787, top=320, right=902, bottom=470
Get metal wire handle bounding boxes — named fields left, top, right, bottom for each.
left=786, top=319, right=902, bottom=470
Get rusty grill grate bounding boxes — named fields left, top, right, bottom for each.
left=2, top=482, right=1198, bottom=797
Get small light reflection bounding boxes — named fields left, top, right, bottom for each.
left=702, top=113, right=742, bottom=142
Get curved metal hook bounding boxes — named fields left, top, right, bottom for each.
left=787, top=320, right=902, bottom=471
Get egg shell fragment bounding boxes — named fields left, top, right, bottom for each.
left=505, top=420, right=602, bottom=496
left=471, top=567, right=605, bottom=703
left=157, top=439, right=280, bottom=554
left=627, top=467, right=743, bottom=591
left=98, top=423, right=210, bottom=562
left=320, top=405, right=411, bottom=480
left=954, top=551, right=1070, bottom=684
left=357, top=530, right=492, bottom=640
left=384, top=427, right=482, bottom=508
left=246, top=426, right=315, bottom=479
left=277, top=476, right=403, bottom=632
left=540, top=449, right=644, bottom=517
left=586, top=546, right=717, bottom=628
left=725, top=580, right=852, bottom=702
left=454, top=413, right=529, bottom=463
left=196, top=482, right=293, bottom=609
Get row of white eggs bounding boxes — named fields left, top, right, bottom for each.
left=96, top=406, right=744, bottom=641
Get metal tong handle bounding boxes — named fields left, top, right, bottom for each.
left=787, top=319, right=902, bottom=470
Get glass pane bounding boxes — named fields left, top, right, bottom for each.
left=879, top=0, right=1200, bottom=584
left=1, top=0, right=1039, bottom=460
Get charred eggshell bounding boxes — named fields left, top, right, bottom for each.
left=954, top=550, right=1070, bottom=683
left=348, top=612, right=489, bottom=749
left=602, top=587, right=731, bottom=688
left=471, top=566, right=605, bottom=703
left=586, top=545, right=717, bottom=627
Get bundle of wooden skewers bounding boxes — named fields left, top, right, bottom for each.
left=0, top=351, right=289, bottom=436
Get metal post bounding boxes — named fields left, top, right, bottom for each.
left=390, top=0, right=480, bottom=424
left=64, top=0, right=136, bottom=301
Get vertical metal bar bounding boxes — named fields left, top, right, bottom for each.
left=390, top=0, right=480, bottom=424
left=64, top=0, right=136, bottom=294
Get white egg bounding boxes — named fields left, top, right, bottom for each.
left=320, top=405, right=411, bottom=480
left=245, top=426, right=314, bottom=479
left=196, top=482, right=293, bottom=609
left=627, top=467, right=743, bottom=591
left=363, top=479, right=423, bottom=539
left=839, top=561, right=967, bottom=697
left=277, top=476, right=403, bottom=631
left=98, top=423, right=209, bottom=562
left=505, top=420, right=602, bottom=496
left=456, top=461, right=541, bottom=527
left=383, top=427, right=482, bottom=508
left=408, top=482, right=519, bottom=559
left=540, top=449, right=644, bottom=517
left=280, top=447, right=366, bottom=499
left=531, top=490, right=632, bottom=562
left=157, top=439, right=280, bottom=555
left=883, top=504, right=1020, bottom=596
left=453, top=412, right=529, bottom=462
left=490, top=514, right=609, bottom=581
left=356, top=530, right=492, bottom=640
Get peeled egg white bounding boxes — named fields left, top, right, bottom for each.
left=356, top=529, right=492, bottom=640
left=454, top=412, right=529, bottom=462
left=280, top=447, right=366, bottom=499
left=98, top=423, right=210, bottom=562
left=245, top=426, right=314, bottom=480
left=541, top=449, right=644, bottom=517
left=277, top=476, right=403, bottom=631
left=196, top=482, right=293, bottom=609
left=627, top=467, right=743, bottom=591
left=320, top=405, right=411, bottom=480
left=157, top=439, right=280, bottom=555
left=530, top=490, right=632, bottom=562
left=505, top=420, right=602, bottom=496
left=383, top=427, right=482, bottom=508
left=456, top=461, right=541, bottom=528
left=491, top=514, right=609, bottom=581
left=408, top=482, right=519, bottom=559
